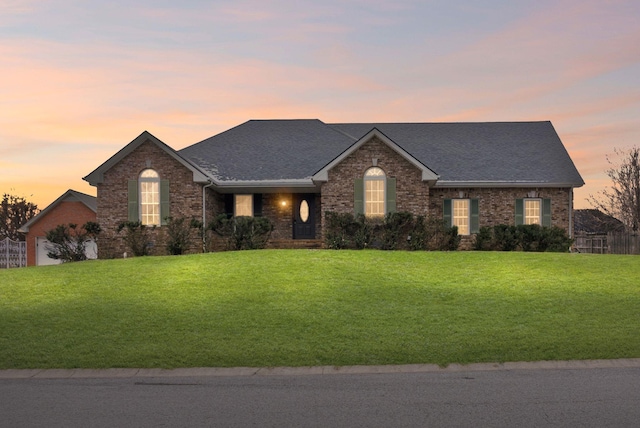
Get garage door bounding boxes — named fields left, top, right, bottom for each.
left=36, top=237, right=62, bottom=266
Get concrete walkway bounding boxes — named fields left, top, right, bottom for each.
left=2, top=358, right=640, bottom=379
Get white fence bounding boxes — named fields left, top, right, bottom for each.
left=1, top=237, right=27, bottom=268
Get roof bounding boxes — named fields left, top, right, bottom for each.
left=18, top=189, right=97, bottom=233
left=330, top=121, right=584, bottom=187
left=178, top=120, right=584, bottom=189
left=84, top=120, right=584, bottom=191
left=574, top=209, right=625, bottom=233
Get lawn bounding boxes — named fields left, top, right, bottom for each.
left=0, top=250, right=638, bottom=369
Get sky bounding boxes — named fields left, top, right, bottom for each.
left=1, top=0, right=639, bottom=210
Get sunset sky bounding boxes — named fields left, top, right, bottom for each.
left=2, top=0, right=639, bottom=210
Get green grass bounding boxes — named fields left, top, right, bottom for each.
left=1, top=250, right=639, bottom=369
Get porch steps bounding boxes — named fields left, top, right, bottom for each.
left=267, top=239, right=324, bottom=250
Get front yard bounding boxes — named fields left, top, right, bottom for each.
left=0, top=250, right=638, bottom=369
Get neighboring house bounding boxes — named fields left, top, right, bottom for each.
left=574, top=209, right=625, bottom=234
left=18, top=189, right=97, bottom=266
left=83, top=120, right=584, bottom=255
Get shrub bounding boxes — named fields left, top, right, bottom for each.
left=208, top=215, right=273, bottom=250
left=324, top=211, right=357, bottom=249
left=324, top=211, right=460, bottom=251
left=474, top=224, right=573, bottom=252
left=381, top=211, right=413, bottom=250
left=117, top=221, right=154, bottom=257
left=45, top=221, right=101, bottom=262
left=165, top=217, right=195, bottom=255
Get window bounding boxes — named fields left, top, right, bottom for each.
left=453, top=199, right=470, bottom=235
left=364, top=167, right=385, bottom=217
left=235, top=194, right=253, bottom=217
left=524, top=199, right=541, bottom=225
left=139, top=169, right=160, bottom=226
left=444, top=198, right=479, bottom=235
left=515, top=198, right=551, bottom=227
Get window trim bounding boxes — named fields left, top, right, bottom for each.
left=139, top=169, right=160, bottom=226
left=452, top=199, right=470, bottom=235
left=524, top=198, right=542, bottom=225
left=363, top=167, right=386, bottom=218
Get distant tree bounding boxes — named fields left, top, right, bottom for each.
left=589, top=146, right=640, bottom=232
left=0, top=193, right=39, bottom=241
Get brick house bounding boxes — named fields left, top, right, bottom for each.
left=18, top=189, right=97, bottom=265
left=83, top=120, right=584, bottom=256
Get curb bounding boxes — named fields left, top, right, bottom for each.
left=1, top=358, right=640, bottom=379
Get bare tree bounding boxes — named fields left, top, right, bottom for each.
left=0, top=193, right=39, bottom=241
left=589, top=146, right=640, bottom=233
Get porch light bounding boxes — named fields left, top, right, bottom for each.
left=281, top=200, right=287, bottom=207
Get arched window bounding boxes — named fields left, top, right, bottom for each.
left=364, top=167, right=385, bottom=217
left=139, top=169, right=160, bottom=225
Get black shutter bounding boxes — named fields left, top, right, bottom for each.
left=224, top=194, right=234, bottom=218
left=253, top=194, right=263, bottom=217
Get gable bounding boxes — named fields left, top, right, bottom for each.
left=84, top=131, right=209, bottom=186
left=18, top=190, right=97, bottom=233
left=312, top=128, right=439, bottom=184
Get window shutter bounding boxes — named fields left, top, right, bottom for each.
left=128, top=180, right=138, bottom=222
left=354, top=179, right=364, bottom=215
left=470, top=199, right=479, bottom=233
left=253, top=194, right=263, bottom=217
left=386, top=178, right=396, bottom=214
left=160, top=179, right=170, bottom=225
left=515, top=199, right=524, bottom=226
left=443, top=199, right=452, bottom=227
left=224, top=194, right=234, bottom=218
left=542, top=198, right=552, bottom=227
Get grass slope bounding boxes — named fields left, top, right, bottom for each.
left=1, top=250, right=639, bottom=369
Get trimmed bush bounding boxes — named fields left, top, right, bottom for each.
left=474, top=224, right=573, bottom=252
left=208, top=215, right=274, bottom=250
left=324, top=211, right=460, bottom=251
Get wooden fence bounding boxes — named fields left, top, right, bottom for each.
left=574, top=232, right=640, bottom=255
left=0, top=237, right=27, bottom=268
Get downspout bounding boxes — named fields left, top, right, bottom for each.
left=569, top=187, right=574, bottom=240
left=202, top=181, right=214, bottom=252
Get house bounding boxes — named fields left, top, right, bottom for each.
left=574, top=209, right=625, bottom=234
left=83, top=120, right=584, bottom=255
left=18, top=189, right=97, bottom=266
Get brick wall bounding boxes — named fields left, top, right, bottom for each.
left=429, top=187, right=573, bottom=249
left=97, top=140, right=209, bottom=257
left=320, top=136, right=430, bottom=240
left=318, top=135, right=574, bottom=249
left=24, top=201, right=96, bottom=266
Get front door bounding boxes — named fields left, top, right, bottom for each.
left=293, top=194, right=316, bottom=239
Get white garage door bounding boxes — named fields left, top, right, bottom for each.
left=35, top=237, right=98, bottom=266
left=36, top=237, right=62, bottom=266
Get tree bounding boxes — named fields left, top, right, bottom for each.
left=589, top=146, right=640, bottom=233
left=0, top=193, right=39, bottom=241
left=45, top=222, right=101, bottom=262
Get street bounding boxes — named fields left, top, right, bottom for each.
left=1, top=365, right=639, bottom=427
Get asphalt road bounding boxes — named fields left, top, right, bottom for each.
left=1, top=365, right=639, bottom=427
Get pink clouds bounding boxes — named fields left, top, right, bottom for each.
left=1, top=1, right=639, bottom=210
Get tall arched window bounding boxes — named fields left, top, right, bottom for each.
left=139, top=169, right=160, bottom=225
left=364, top=167, right=386, bottom=217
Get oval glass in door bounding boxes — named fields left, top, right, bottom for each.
left=299, top=200, right=309, bottom=223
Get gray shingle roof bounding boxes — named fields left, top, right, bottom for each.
left=179, top=120, right=354, bottom=181
left=178, top=119, right=584, bottom=187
